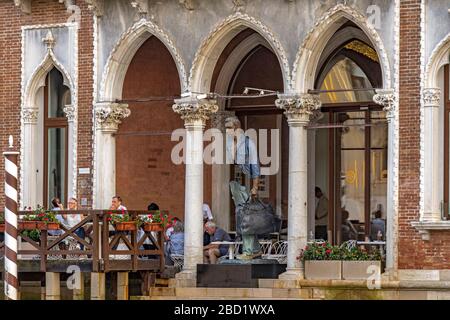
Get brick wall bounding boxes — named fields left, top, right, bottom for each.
left=0, top=0, right=93, bottom=208
left=398, top=0, right=450, bottom=269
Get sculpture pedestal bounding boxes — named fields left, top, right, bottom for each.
left=197, top=262, right=286, bottom=288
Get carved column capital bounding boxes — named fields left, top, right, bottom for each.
left=22, top=108, right=39, bottom=124
left=373, top=89, right=397, bottom=120
left=84, top=0, right=104, bottom=16
left=64, top=104, right=76, bottom=122
left=94, top=102, right=130, bottom=133
left=275, top=93, right=322, bottom=126
left=14, top=0, right=31, bottom=14
left=173, top=95, right=219, bottom=128
left=210, top=110, right=235, bottom=131
left=422, top=88, right=441, bottom=108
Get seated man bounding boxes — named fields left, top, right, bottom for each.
left=203, top=221, right=231, bottom=264
left=370, top=210, right=386, bottom=241
left=341, top=209, right=358, bottom=242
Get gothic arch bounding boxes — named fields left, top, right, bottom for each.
left=292, top=3, right=392, bottom=92
left=189, top=12, right=291, bottom=93
left=99, top=19, right=188, bottom=101
left=23, top=51, right=74, bottom=110
left=424, top=33, right=450, bottom=88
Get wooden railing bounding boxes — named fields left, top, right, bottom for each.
left=0, top=210, right=166, bottom=273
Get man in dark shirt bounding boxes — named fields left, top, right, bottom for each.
left=203, top=221, right=231, bottom=264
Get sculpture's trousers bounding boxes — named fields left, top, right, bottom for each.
left=242, top=234, right=261, bottom=255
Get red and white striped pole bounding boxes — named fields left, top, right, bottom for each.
left=4, top=135, right=19, bottom=300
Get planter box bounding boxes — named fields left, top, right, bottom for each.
left=342, top=261, right=382, bottom=280
left=304, top=260, right=342, bottom=280
left=143, top=223, right=163, bottom=232
left=0, top=224, right=4, bottom=233
left=36, top=221, right=60, bottom=230
left=114, top=221, right=137, bottom=231
left=19, top=221, right=38, bottom=230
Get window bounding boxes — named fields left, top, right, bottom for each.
left=43, top=68, right=70, bottom=207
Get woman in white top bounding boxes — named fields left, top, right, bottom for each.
left=63, top=197, right=86, bottom=249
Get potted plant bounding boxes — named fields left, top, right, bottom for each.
left=0, top=213, right=4, bottom=233
left=108, top=212, right=138, bottom=231
left=19, top=205, right=60, bottom=230
left=139, top=211, right=168, bottom=232
left=341, top=242, right=383, bottom=280
left=298, top=241, right=343, bottom=280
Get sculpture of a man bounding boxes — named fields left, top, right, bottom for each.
left=225, top=116, right=262, bottom=260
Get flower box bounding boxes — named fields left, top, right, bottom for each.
left=342, top=261, right=382, bottom=280
left=304, top=260, right=342, bottom=280
left=143, top=223, right=163, bottom=232
left=19, top=221, right=38, bottom=230
left=0, top=224, right=5, bottom=233
left=114, top=221, right=137, bottom=231
left=36, top=221, right=60, bottom=230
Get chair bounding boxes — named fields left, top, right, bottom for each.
left=263, top=241, right=288, bottom=264
left=170, top=254, right=184, bottom=268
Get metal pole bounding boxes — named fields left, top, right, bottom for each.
left=3, top=135, right=19, bottom=300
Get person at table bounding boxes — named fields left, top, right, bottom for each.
left=370, top=209, right=386, bottom=241
left=315, top=187, right=329, bottom=241
left=62, top=197, right=86, bottom=250
left=202, top=203, right=213, bottom=222
left=165, top=220, right=185, bottom=265
left=203, top=221, right=231, bottom=264
left=341, top=209, right=358, bottom=242
left=49, top=197, right=64, bottom=236
left=110, top=195, right=127, bottom=211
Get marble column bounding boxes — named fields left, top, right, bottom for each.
left=373, top=89, right=397, bottom=274
left=275, top=94, right=321, bottom=279
left=210, top=110, right=234, bottom=231
left=93, top=103, right=130, bottom=209
left=421, top=88, right=442, bottom=222
left=64, top=104, right=76, bottom=199
left=172, top=96, right=218, bottom=284
left=22, top=108, right=39, bottom=208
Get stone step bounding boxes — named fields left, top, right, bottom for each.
left=144, top=287, right=313, bottom=299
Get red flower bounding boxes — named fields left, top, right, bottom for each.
left=326, top=249, right=331, bottom=254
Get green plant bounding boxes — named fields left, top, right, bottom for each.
left=298, top=241, right=383, bottom=261
left=21, top=229, right=40, bottom=242
left=341, top=243, right=382, bottom=261
left=298, top=241, right=343, bottom=261
left=0, top=213, right=4, bottom=224
left=22, top=205, right=59, bottom=224
left=138, top=211, right=170, bottom=228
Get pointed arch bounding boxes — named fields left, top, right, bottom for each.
left=23, top=50, right=74, bottom=109
left=292, top=3, right=391, bottom=92
left=189, top=12, right=291, bottom=93
left=99, top=19, right=188, bottom=101
left=424, top=33, right=450, bottom=88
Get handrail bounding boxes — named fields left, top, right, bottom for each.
left=0, top=209, right=167, bottom=273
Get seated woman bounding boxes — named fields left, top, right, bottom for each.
left=165, top=220, right=184, bottom=265
left=62, top=197, right=86, bottom=250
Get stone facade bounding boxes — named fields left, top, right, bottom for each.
left=0, top=0, right=450, bottom=277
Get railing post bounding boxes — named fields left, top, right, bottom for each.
left=3, top=135, right=20, bottom=300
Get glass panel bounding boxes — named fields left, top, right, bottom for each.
left=47, top=68, right=70, bottom=118
left=47, top=127, right=66, bottom=206
left=371, top=111, right=388, bottom=148
left=340, top=149, right=366, bottom=242
left=319, top=57, right=375, bottom=104
left=340, top=111, right=365, bottom=149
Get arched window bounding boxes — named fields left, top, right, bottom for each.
left=43, top=68, right=70, bottom=207
left=314, top=37, right=387, bottom=244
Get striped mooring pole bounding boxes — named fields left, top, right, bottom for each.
left=4, top=135, right=19, bottom=300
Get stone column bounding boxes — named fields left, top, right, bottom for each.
left=172, top=95, right=218, bottom=285
left=210, top=110, right=234, bottom=231
left=45, top=272, right=60, bottom=300
left=421, top=88, right=441, bottom=222
left=64, top=104, right=76, bottom=199
left=22, top=108, right=39, bottom=208
left=93, top=103, right=130, bottom=209
left=276, top=94, right=321, bottom=279
left=373, top=89, right=397, bottom=274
